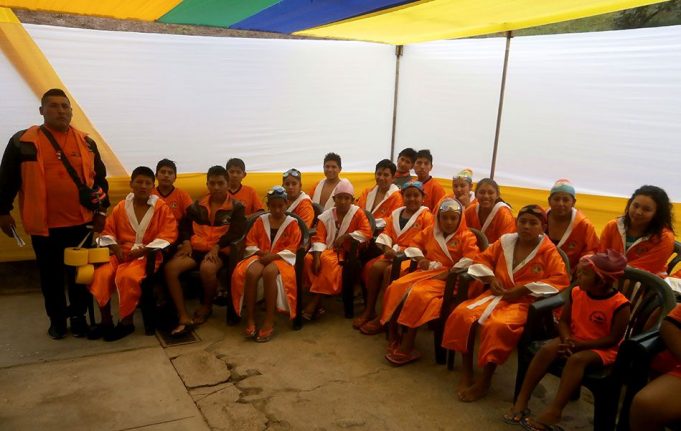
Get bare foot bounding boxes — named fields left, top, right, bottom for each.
left=458, top=380, right=490, bottom=402
left=456, top=374, right=474, bottom=394
left=352, top=313, right=373, bottom=329
left=531, top=409, right=562, bottom=428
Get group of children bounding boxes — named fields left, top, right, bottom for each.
left=84, top=148, right=680, bottom=430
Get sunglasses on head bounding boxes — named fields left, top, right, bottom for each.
left=283, top=168, right=301, bottom=178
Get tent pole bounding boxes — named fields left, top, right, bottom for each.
left=390, top=45, right=403, bottom=161
left=490, top=31, right=512, bottom=180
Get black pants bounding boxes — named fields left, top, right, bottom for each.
left=31, top=223, right=91, bottom=324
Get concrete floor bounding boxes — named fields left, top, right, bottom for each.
left=0, top=285, right=595, bottom=431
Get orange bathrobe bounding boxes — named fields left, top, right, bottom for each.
left=380, top=216, right=479, bottom=328
left=464, top=201, right=516, bottom=245
left=361, top=206, right=433, bottom=283
left=304, top=205, right=372, bottom=295
left=90, top=194, right=178, bottom=318
left=599, top=217, right=675, bottom=275
left=420, top=177, right=447, bottom=212
left=441, top=234, right=569, bottom=367
left=651, top=304, right=681, bottom=378
left=357, top=184, right=403, bottom=229
left=286, top=192, right=315, bottom=228
left=309, top=178, right=352, bottom=211
left=231, top=214, right=302, bottom=318
left=547, top=208, right=600, bottom=273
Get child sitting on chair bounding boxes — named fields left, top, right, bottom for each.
left=303, top=179, right=372, bottom=320
left=508, top=250, right=630, bottom=430
left=231, top=186, right=302, bottom=342
left=283, top=168, right=315, bottom=228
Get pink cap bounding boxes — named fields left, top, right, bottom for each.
left=333, top=179, right=354, bottom=197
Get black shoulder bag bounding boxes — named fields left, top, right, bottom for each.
left=40, top=126, right=102, bottom=211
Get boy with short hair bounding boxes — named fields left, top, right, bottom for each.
left=414, top=149, right=446, bottom=211
left=357, top=159, right=402, bottom=229
left=152, top=158, right=193, bottom=225
left=164, top=166, right=247, bottom=335
left=89, top=166, right=178, bottom=341
left=309, top=152, right=352, bottom=211
left=226, top=158, right=264, bottom=216
left=393, top=148, right=416, bottom=188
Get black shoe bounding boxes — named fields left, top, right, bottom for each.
left=87, top=323, right=114, bottom=340
left=103, top=323, right=135, bottom=342
left=48, top=322, right=67, bottom=340
left=70, top=316, right=89, bottom=338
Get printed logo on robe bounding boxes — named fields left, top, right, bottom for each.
left=448, top=239, right=459, bottom=248
left=532, top=264, right=543, bottom=274
left=170, top=202, right=178, bottom=209
left=567, top=241, right=577, bottom=250
left=413, top=222, right=421, bottom=229
left=219, top=214, right=232, bottom=225
left=589, top=311, right=607, bottom=325
left=636, top=246, right=649, bottom=255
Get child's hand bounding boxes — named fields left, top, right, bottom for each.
left=383, top=248, right=396, bottom=260
left=333, top=234, right=348, bottom=250
left=417, top=259, right=430, bottom=271
left=489, top=279, right=506, bottom=296
left=558, top=338, right=576, bottom=357
left=312, top=254, right=321, bottom=275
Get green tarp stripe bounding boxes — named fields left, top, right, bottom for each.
left=159, top=0, right=281, bottom=28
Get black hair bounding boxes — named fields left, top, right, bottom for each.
left=207, top=165, right=228, bottom=181
left=131, top=166, right=155, bottom=182
left=415, top=149, right=433, bottom=163
left=41, top=88, right=69, bottom=106
left=226, top=158, right=246, bottom=172
left=155, top=158, right=177, bottom=175
left=475, top=178, right=510, bottom=207
left=375, top=159, right=397, bottom=176
left=323, top=152, right=342, bottom=168
left=398, top=148, right=417, bottom=163
left=624, top=185, right=674, bottom=236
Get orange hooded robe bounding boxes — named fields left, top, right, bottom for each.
left=231, top=214, right=302, bottom=318
left=441, top=233, right=569, bottom=367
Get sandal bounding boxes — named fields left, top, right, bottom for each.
left=302, top=306, right=327, bottom=321
left=243, top=324, right=256, bottom=339
left=520, top=417, right=565, bottom=431
left=360, top=320, right=384, bottom=335
left=385, top=349, right=422, bottom=366
left=255, top=327, right=274, bottom=343
left=503, top=408, right=531, bottom=425
left=352, top=315, right=372, bottom=330
left=171, top=321, right=193, bottom=337
left=192, top=308, right=213, bottom=325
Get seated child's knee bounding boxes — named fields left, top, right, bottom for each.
left=262, top=264, right=279, bottom=279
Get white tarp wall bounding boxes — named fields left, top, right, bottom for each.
left=19, top=24, right=397, bottom=173
left=397, top=25, right=681, bottom=201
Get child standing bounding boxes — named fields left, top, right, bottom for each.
left=507, top=250, right=630, bottom=430
left=393, top=148, right=416, bottom=189
left=231, top=186, right=302, bottom=342
left=309, top=153, right=351, bottom=211
left=464, top=178, right=515, bottom=245
left=414, top=149, right=447, bottom=212
left=152, top=158, right=193, bottom=226
left=226, top=158, right=264, bottom=216
left=356, top=159, right=403, bottom=229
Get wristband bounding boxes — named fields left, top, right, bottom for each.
left=96, top=211, right=107, bottom=217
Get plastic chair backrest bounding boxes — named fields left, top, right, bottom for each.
left=468, top=228, right=488, bottom=251
left=311, top=203, right=323, bottom=228
left=363, top=209, right=377, bottom=236
left=615, top=266, right=676, bottom=340
left=285, top=212, right=310, bottom=249
left=556, top=247, right=570, bottom=276
left=666, top=241, right=681, bottom=275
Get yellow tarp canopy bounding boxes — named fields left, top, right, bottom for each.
left=0, top=0, right=180, bottom=21
left=296, top=0, right=669, bottom=44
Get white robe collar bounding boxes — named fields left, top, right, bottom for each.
left=124, top=193, right=159, bottom=247
left=392, top=206, right=429, bottom=238
left=287, top=192, right=311, bottom=213
left=260, top=214, right=296, bottom=250
left=547, top=207, right=577, bottom=248
left=478, top=201, right=510, bottom=233
left=616, top=217, right=650, bottom=252
left=312, top=179, right=344, bottom=211
left=365, top=184, right=400, bottom=213
left=500, top=233, right=545, bottom=284
left=318, top=205, right=359, bottom=247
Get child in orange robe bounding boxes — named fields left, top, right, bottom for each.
left=231, top=186, right=302, bottom=342
left=303, top=179, right=372, bottom=319
left=356, top=159, right=403, bottom=230
left=381, top=198, right=479, bottom=365
left=413, top=149, right=446, bottom=211
left=89, top=166, right=178, bottom=341
left=464, top=178, right=515, bottom=245
left=599, top=185, right=675, bottom=275
left=282, top=168, right=315, bottom=228
left=354, top=180, right=433, bottom=334
left=545, top=179, right=599, bottom=275
left=309, top=152, right=352, bottom=211
left=508, top=250, right=629, bottom=430
left=442, top=205, right=570, bottom=402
